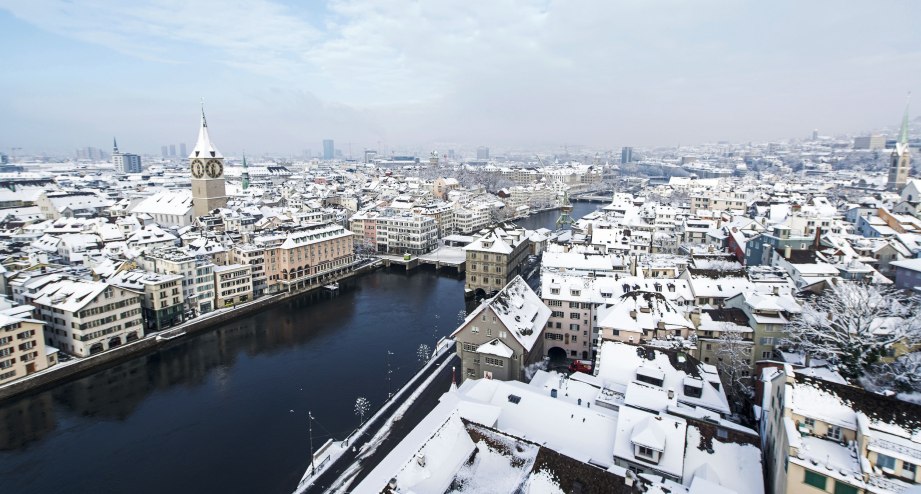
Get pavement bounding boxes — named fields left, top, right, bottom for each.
left=298, top=351, right=458, bottom=493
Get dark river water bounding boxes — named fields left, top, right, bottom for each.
left=0, top=201, right=597, bottom=494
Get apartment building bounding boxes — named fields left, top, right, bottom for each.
left=0, top=313, right=52, bottom=384
left=26, top=279, right=143, bottom=357
left=348, top=210, right=379, bottom=251
left=374, top=210, right=437, bottom=255
left=451, top=276, right=550, bottom=382
left=725, top=289, right=800, bottom=362
left=213, top=264, right=253, bottom=307
left=464, top=225, right=531, bottom=298
left=232, top=244, right=267, bottom=298
left=107, top=270, right=184, bottom=332
left=760, top=367, right=920, bottom=494
left=139, top=248, right=215, bottom=317
left=453, top=205, right=490, bottom=234
left=259, top=222, right=354, bottom=293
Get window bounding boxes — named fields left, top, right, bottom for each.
left=834, top=482, right=858, bottom=494
left=761, top=351, right=773, bottom=359
left=902, top=462, right=916, bottom=480
left=804, top=417, right=815, bottom=427
left=760, top=337, right=774, bottom=345
left=637, top=445, right=656, bottom=459
left=612, top=329, right=620, bottom=336
left=804, top=471, right=827, bottom=490
left=827, top=425, right=841, bottom=441
left=471, top=326, right=479, bottom=333
left=877, top=454, right=896, bottom=471
left=552, top=311, right=564, bottom=318
left=570, top=312, right=580, bottom=319
left=486, top=328, right=492, bottom=337
left=484, top=357, right=504, bottom=367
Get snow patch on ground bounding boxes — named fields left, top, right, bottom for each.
left=446, top=435, right=539, bottom=494
left=525, top=469, right=566, bottom=494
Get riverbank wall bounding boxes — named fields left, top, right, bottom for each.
left=0, top=260, right=384, bottom=403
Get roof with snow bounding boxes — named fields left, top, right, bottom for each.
left=189, top=107, right=222, bottom=159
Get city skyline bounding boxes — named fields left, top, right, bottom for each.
left=1, top=1, right=920, bottom=155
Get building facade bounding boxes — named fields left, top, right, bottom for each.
left=27, top=279, right=143, bottom=357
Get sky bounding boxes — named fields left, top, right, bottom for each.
left=1, top=0, right=919, bottom=157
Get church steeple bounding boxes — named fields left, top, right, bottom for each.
left=189, top=102, right=228, bottom=217
left=241, top=152, right=250, bottom=190
left=190, top=101, right=222, bottom=159
left=113, top=137, right=119, bottom=154
left=887, top=94, right=912, bottom=192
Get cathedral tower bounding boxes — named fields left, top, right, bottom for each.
left=190, top=104, right=228, bottom=216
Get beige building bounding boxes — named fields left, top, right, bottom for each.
left=761, top=366, right=920, bottom=494
left=107, top=270, right=184, bottom=332
left=451, top=276, right=550, bottom=382
left=213, top=264, right=253, bottom=308
left=464, top=224, right=531, bottom=298
left=26, top=278, right=144, bottom=357
left=259, top=223, right=354, bottom=293
left=232, top=244, right=267, bottom=297
left=0, top=314, right=53, bottom=384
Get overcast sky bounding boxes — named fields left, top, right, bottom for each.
left=1, top=0, right=919, bottom=157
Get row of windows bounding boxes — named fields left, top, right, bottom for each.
left=77, top=297, right=140, bottom=319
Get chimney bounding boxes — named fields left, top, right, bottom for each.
left=813, top=226, right=821, bottom=251
left=667, top=388, right=675, bottom=400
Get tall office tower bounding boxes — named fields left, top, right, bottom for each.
left=812, top=129, right=819, bottom=141
left=323, top=139, right=334, bottom=160
left=170, top=144, right=177, bottom=157
left=161, top=146, right=169, bottom=158
left=364, top=149, right=378, bottom=163
left=476, top=146, right=489, bottom=160
left=621, top=147, right=633, bottom=164
left=179, top=142, right=187, bottom=157
left=111, top=137, right=142, bottom=173
left=887, top=98, right=912, bottom=193
left=189, top=105, right=228, bottom=216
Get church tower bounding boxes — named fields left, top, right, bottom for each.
left=190, top=104, right=228, bottom=216
left=887, top=96, right=911, bottom=193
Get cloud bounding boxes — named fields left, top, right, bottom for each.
left=2, top=0, right=921, bottom=151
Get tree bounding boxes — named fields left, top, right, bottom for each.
left=715, top=325, right=754, bottom=412
left=784, top=283, right=921, bottom=380
left=863, top=352, right=921, bottom=394
left=417, top=344, right=431, bottom=367
left=354, top=397, right=371, bottom=426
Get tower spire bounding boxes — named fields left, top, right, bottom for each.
left=201, top=97, right=208, bottom=128
left=113, top=137, right=118, bottom=153
left=899, top=92, right=911, bottom=147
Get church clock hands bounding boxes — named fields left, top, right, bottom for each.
left=191, top=159, right=205, bottom=178
left=205, top=159, right=223, bottom=178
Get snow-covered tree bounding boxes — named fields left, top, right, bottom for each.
left=354, top=396, right=371, bottom=426
left=785, top=283, right=921, bottom=380
left=715, top=325, right=754, bottom=411
left=863, top=352, right=921, bottom=394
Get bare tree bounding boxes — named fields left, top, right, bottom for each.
left=715, top=325, right=754, bottom=412
left=417, top=344, right=431, bottom=367
left=784, top=283, right=921, bottom=380
left=354, top=396, right=371, bottom=426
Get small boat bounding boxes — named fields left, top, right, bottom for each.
left=323, top=283, right=339, bottom=291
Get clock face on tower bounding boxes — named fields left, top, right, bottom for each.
left=205, top=159, right=223, bottom=178
left=191, top=159, right=204, bottom=178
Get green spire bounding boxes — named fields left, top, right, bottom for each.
left=241, top=151, right=250, bottom=190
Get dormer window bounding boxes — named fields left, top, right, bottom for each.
left=636, top=445, right=658, bottom=462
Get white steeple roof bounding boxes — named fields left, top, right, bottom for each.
left=189, top=104, right=222, bottom=159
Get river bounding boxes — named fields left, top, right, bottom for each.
left=0, top=200, right=598, bottom=493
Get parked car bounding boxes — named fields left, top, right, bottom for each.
left=568, top=359, right=593, bottom=374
